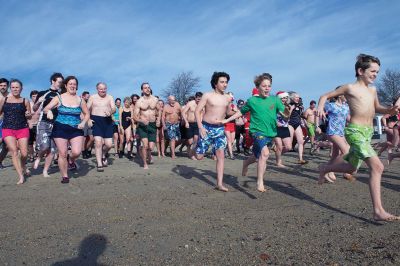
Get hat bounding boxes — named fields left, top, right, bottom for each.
left=237, top=99, right=244, bottom=105
left=252, top=88, right=259, bottom=96
left=276, top=91, right=289, bottom=99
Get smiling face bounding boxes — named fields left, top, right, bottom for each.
left=10, top=81, right=22, bottom=97
left=97, top=83, right=107, bottom=97
left=214, top=77, right=228, bottom=94
left=358, top=62, right=380, bottom=85
left=66, top=79, right=78, bottom=95
left=258, top=79, right=272, bottom=97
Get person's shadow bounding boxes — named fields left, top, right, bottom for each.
left=52, top=234, right=107, bottom=266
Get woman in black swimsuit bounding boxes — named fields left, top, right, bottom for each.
left=288, top=92, right=307, bottom=164
left=119, top=97, right=133, bottom=159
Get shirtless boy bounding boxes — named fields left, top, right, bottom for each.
left=182, top=91, right=203, bottom=159
left=189, top=72, right=240, bottom=192
left=303, top=100, right=320, bottom=151
left=87, top=82, right=116, bottom=171
left=133, top=82, right=161, bottom=169
left=317, top=54, right=399, bottom=221
left=162, top=95, right=181, bottom=159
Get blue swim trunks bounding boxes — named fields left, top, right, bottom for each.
left=251, top=132, right=273, bottom=159
left=166, top=122, right=181, bottom=141
left=196, top=121, right=227, bottom=154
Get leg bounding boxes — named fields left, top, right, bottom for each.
left=102, top=138, right=113, bottom=165
left=256, top=146, right=270, bottom=192
left=170, top=139, right=176, bottom=159
left=17, top=138, right=29, bottom=176
left=53, top=138, right=69, bottom=179
left=242, top=154, right=256, bottom=176
left=365, top=156, right=399, bottom=221
left=215, top=148, right=228, bottom=191
left=124, top=127, right=132, bottom=159
left=141, top=138, right=149, bottom=169
left=295, top=126, right=307, bottom=163
left=69, top=136, right=84, bottom=161
left=4, top=136, right=24, bottom=184
left=94, top=136, right=104, bottom=167
left=274, top=137, right=285, bottom=167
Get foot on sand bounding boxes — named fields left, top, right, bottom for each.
left=43, top=171, right=50, bottom=178
left=343, top=173, right=356, bottom=181
left=373, top=211, right=400, bottom=222
left=17, top=177, right=25, bottom=185
left=276, top=163, right=287, bottom=168
left=318, top=164, right=333, bottom=184
left=215, top=185, right=229, bottom=192
left=387, top=153, right=394, bottom=165
left=242, top=161, right=248, bottom=176
left=33, top=157, right=41, bottom=169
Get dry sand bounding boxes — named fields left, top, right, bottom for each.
left=0, top=149, right=399, bottom=265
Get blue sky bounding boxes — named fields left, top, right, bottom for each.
left=1, top=0, right=399, bottom=105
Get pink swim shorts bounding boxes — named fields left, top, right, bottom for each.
left=2, top=128, right=30, bottom=139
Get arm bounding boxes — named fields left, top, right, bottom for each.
left=109, top=96, right=116, bottom=115
left=161, top=106, right=167, bottom=129
left=0, top=97, right=5, bottom=115
left=42, top=96, right=60, bottom=120
left=24, top=99, right=32, bottom=119
left=156, top=104, right=162, bottom=127
left=374, top=89, right=397, bottom=115
left=181, top=104, right=189, bottom=128
left=195, top=94, right=208, bottom=138
left=32, top=91, right=45, bottom=112
left=78, top=100, right=90, bottom=129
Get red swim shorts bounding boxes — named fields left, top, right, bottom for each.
left=2, top=128, right=30, bottom=139
left=224, top=122, right=235, bottom=133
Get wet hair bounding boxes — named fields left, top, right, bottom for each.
left=10, top=78, right=23, bottom=89
left=81, top=91, right=89, bottom=97
left=355, top=54, right=380, bottom=77
left=310, top=100, right=316, bottom=105
left=254, top=73, right=273, bottom=88
left=195, top=91, right=203, bottom=98
left=50, top=72, right=64, bottom=83
left=131, top=94, right=140, bottom=101
left=115, top=97, right=121, bottom=102
left=141, top=82, right=150, bottom=90
left=210, top=72, right=230, bottom=89
left=0, top=78, right=9, bottom=86
left=30, top=90, right=39, bottom=97
left=188, top=96, right=195, bottom=101
left=123, top=96, right=132, bottom=104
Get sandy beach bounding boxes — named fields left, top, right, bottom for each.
left=0, top=148, right=399, bottom=265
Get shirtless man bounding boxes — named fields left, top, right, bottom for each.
left=317, top=54, right=399, bottom=221
left=87, top=82, right=116, bottom=172
left=133, top=82, right=161, bottom=169
left=303, top=100, right=320, bottom=152
left=0, top=78, right=9, bottom=169
left=28, top=90, right=40, bottom=162
left=162, top=95, right=182, bottom=159
left=189, top=72, right=240, bottom=192
left=182, top=92, right=203, bottom=159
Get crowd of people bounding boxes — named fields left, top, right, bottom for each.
left=0, top=53, right=399, bottom=221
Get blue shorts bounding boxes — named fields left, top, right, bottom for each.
left=52, top=122, right=84, bottom=140
left=251, top=132, right=273, bottom=159
left=91, top=115, right=114, bottom=138
left=196, top=121, right=226, bottom=154
left=166, top=122, right=181, bottom=141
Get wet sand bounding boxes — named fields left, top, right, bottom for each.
left=0, top=149, right=399, bottom=265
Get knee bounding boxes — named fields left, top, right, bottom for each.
left=58, top=151, right=68, bottom=159
left=374, top=161, right=384, bottom=174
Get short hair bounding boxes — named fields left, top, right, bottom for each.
left=123, top=97, right=132, bottom=104
left=310, top=100, right=316, bottom=105
left=10, top=78, right=23, bottom=88
left=210, top=72, right=230, bottom=89
left=50, top=72, right=64, bottom=83
left=254, top=73, right=273, bottom=88
left=96, top=82, right=107, bottom=89
left=81, top=91, right=89, bottom=97
left=141, top=82, right=150, bottom=90
left=355, top=54, right=380, bottom=77
left=30, top=90, right=39, bottom=97
left=188, top=96, right=195, bottom=101
left=0, top=78, right=9, bottom=86
left=115, top=97, right=121, bottom=102
left=131, top=94, right=140, bottom=100
left=195, top=91, right=203, bottom=98
left=64, top=76, right=79, bottom=88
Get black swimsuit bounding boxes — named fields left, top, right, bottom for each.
left=121, top=111, right=131, bottom=130
left=289, top=105, right=303, bottom=129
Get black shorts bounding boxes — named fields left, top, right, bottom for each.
left=277, top=127, right=290, bottom=139
left=91, top=115, right=114, bottom=138
left=180, top=123, right=188, bottom=140
left=186, top=122, right=199, bottom=139
left=235, top=124, right=245, bottom=139
left=113, top=124, right=119, bottom=134
left=29, top=125, right=37, bottom=145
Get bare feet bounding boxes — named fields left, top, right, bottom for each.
left=215, top=185, right=229, bottom=192
left=33, top=157, right=41, bottom=169
left=343, top=173, right=356, bottom=181
left=318, top=164, right=333, bottom=185
left=387, top=153, right=394, bottom=165
left=143, top=164, right=149, bottom=170
left=189, top=156, right=198, bottom=161
left=373, top=211, right=400, bottom=222
left=257, top=186, right=267, bottom=192
left=298, top=159, right=308, bottom=165
left=242, top=161, right=248, bottom=176
left=43, top=171, right=50, bottom=178
left=276, top=163, right=287, bottom=168
left=327, top=172, right=336, bottom=181
left=17, top=177, right=25, bottom=185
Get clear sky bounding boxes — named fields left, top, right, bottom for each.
left=1, top=0, right=399, bottom=105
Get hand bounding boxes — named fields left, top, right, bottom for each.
left=47, top=110, right=54, bottom=120
left=126, top=117, right=131, bottom=121
left=389, top=106, right=399, bottom=116
left=141, top=118, right=149, bottom=125
left=185, top=122, right=189, bottom=129
left=316, top=127, right=322, bottom=134
left=25, top=111, right=31, bottom=118
left=104, top=111, right=111, bottom=117
left=77, top=121, right=85, bottom=129
left=316, top=107, right=326, bottom=119
left=38, top=96, right=45, bottom=103
left=199, top=127, right=208, bottom=139
left=88, top=119, right=94, bottom=128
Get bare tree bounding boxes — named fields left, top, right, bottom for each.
left=377, top=69, right=400, bottom=105
left=162, top=71, right=200, bottom=105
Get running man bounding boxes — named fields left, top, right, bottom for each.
left=182, top=92, right=203, bottom=159
left=0, top=78, right=9, bottom=169
left=317, top=53, right=399, bottom=221
left=87, top=82, right=116, bottom=172
left=303, top=100, right=320, bottom=152
left=133, top=82, right=161, bottom=169
left=162, top=95, right=182, bottom=159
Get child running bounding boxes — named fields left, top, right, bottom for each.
left=317, top=54, right=399, bottom=221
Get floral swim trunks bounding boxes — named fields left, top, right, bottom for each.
left=166, top=122, right=181, bottom=141
left=196, top=121, right=227, bottom=154
left=344, top=123, right=376, bottom=169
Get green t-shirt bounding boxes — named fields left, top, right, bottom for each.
left=240, top=95, right=284, bottom=137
